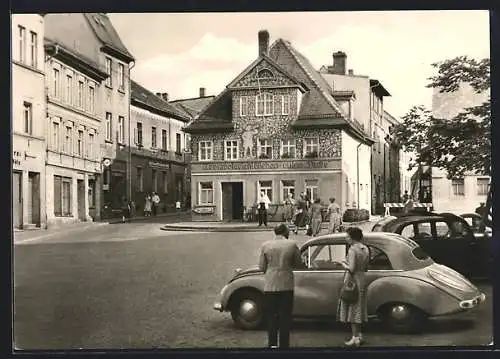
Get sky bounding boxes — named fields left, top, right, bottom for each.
left=108, top=11, right=490, bottom=119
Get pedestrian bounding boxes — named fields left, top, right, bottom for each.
left=144, top=194, right=152, bottom=217
left=258, top=223, right=303, bottom=349
left=403, top=195, right=414, bottom=214
left=475, top=202, right=487, bottom=218
left=258, top=191, right=271, bottom=227
left=335, top=227, right=369, bottom=347
left=327, top=197, right=342, bottom=233
left=121, top=197, right=130, bottom=223
left=293, top=193, right=307, bottom=234
left=310, top=198, right=323, bottom=236
left=283, top=193, right=295, bottom=225
left=401, top=190, right=409, bottom=203
left=304, top=194, right=312, bottom=232
left=152, top=192, right=160, bottom=216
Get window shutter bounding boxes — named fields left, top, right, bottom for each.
left=54, top=176, right=62, bottom=216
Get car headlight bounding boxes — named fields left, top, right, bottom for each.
left=428, top=269, right=470, bottom=292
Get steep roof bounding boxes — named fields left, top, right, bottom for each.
left=84, top=13, right=134, bottom=63
left=170, top=96, right=216, bottom=118
left=131, top=80, right=190, bottom=122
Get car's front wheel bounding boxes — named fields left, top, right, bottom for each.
left=379, top=302, right=428, bottom=334
left=230, top=290, right=265, bottom=330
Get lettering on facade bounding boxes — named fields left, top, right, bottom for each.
left=149, top=161, right=170, bottom=169
left=192, top=160, right=337, bottom=173
left=192, top=206, right=215, bottom=214
left=12, top=150, right=23, bottom=167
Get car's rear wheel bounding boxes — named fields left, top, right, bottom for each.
left=379, top=302, right=428, bottom=334
left=230, top=290, right=264, bottom=330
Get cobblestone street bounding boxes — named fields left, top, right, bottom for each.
left=13, top=222, right=492, bottom=349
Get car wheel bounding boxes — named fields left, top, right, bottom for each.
left=379, top=303, right=428, bottom=334
left=230, top=290, right=264, bottom=330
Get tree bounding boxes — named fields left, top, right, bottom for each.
left=393, top=56, right=491, bottom=223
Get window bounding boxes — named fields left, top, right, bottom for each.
left=53, top=69, right=60, bottom=97
left=64, top=126, right=73, bottom=154
left=151, top=127, right=157, bottom=148
left=52, top=121, right=60, bottom=150
left=105, top=57, right=112, bottom=87
left=199, top=141, right=213, bottom=161
left=258, top=139, right=272, bottom=159
left=88, top=179, right=96, bottom=208
left=258, top=180, right=273, bottom=202
left=118, top=116, right=125, bottom=144
left=152, top=169, right=157, bottom=192
left=401, top=222, right=433, bottom=240
left=118, top=63, right=125, bottom=89
left=88, top=86, right=95, bottom=112
left=256, top=93, right=274, bottom=116
left=161, top=129, right=167, bottom=150
left=281, top=139, right=296, bottom=158
left=367, top=246, right=392, bottom=270
left=281, top=180, right=295, bottom=201
left=451, top=178, right=465, bottom=196
left=477, top=178, right=490, bottom=196
left=18, top=26, right=26, bottom=63
left=282, top=95, right=290, bottom=115
left=304, top=138, right=319, bottom=157
left=30, top=31, right=37, bottom=67
left=306, top=244, right=347, bottom=270
left=88, top=132, right=94, bottom=159
left=225, top=140, right=239, bottom=160
left=65, top=75, right=73, bottom=104
left=23, top=102, right=32, bottom=135
left=258, top=69, right=274, bottom=78
left=163, top=171, right=168, bottom=192
left=105, top=112, right=112, bottom=141
left=199, top=182, right=214, bottom=204
left=54, top=175, right=72, bottom=216
left=77, top=130, right=84, bottom=156
left=240, top=96, right=249, bottom=117
left=77, top=80, right=84, bottom=108
left=136, top=122, right=143, bottom=145
left=176, top=133, right=181, bottom=153
left=305, top=179, right=319, bottom=202
left=136, top=167, right=143, bottom=192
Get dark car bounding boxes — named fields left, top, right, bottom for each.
left=372, top=213, right=491, bottom=280
left=460, top=213, right=492, bottom=239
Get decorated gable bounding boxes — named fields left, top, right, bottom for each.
left=231, top=58, right=301, bottom=89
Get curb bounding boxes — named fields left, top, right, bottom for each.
left=14, top=222, right=110, bottom=244
left=104, top=212, right=191, bottom=225
left=160, top=219, right=374, bottom=233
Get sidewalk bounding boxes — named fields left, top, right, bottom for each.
left=160, top=216, right=382, bottom=233
left=13, top=222, right=109, bottom=244
left=102, top=210, right=191, bottom=224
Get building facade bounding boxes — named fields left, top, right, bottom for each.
left=185, top=31, right=373, bottom=222
left=11, top=14, right=46, bottom=229
left=319, top=54, right=393, bottom=214
left=429, top=83, right=490, bottom=213
left=130, top=81, right=191, bottom=213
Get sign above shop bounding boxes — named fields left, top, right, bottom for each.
left=191, top=159, right=341, bottom=173
left=192, top=206, right=215, bottom=214
left=149, top=161, right=170, bottom=169
left=12, top=150, right=23, bottom=166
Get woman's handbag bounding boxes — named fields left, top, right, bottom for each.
left=340, top=272, right=359, bottom=304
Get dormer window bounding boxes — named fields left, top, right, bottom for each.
left=257, top=69, right=274, bottom=79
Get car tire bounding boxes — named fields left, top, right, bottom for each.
left=379, top=302, right=428, bottom=334
left=230, top=290, right=265, bottom=330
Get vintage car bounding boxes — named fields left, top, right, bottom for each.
left=372, top=213, right=491, bottom=279
left=213, top=232, right=486, bottom=334
left=460, top=213, right=492, bottom=239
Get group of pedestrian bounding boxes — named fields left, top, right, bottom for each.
left=143, top=192, right=161, bottom=217
left=258, top=224, right=369, bottom=349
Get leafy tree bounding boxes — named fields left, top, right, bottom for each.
left=392, top=56, right=491, bottom=222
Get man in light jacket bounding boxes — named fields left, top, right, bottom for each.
left=258, top=223, right=304, bottom=349
left=258, top=191, right=271, bottom=227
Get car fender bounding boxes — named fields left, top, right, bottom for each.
left=367, top=275, right=460, bottom=316
left=221, top=275, right=265, bottom=311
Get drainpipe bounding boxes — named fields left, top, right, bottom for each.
left=356, top=142, right=362, bottom=209
left=127, top=60, right=136, bottom=201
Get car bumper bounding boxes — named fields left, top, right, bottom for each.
left=459, top=293, right=486, bottom=310
left=213, top=302, right=224, bottom=312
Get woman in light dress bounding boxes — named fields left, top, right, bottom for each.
left=327, top=197, right=342, bottom=233
left=144, top=194, right=152, bottom=217
left=310, top=198, right=323, bottom=236
left=283, top=193, right=295, bottom=224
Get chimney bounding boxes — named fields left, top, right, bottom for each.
left=258, top=30, right=270, bottom=56
left=348, top=69, right=354, bottom=75
left=332, top=51, right=347, bottom=75
left=199, top=87, right=206, bottom=97
left=161, top=92, right=169, bottom=102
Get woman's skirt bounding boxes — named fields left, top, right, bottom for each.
left=337, top=272, right=368, bottom=324
left=311, top=216, right=322, bottom=236
left=328, top=214, right=342, bottom=233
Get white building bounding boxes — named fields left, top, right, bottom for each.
left=430, top=83, right=490, bottom=213
left=11, top=14, right=46, bottom=229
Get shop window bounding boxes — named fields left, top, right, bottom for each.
left=54, top=175, right=72, bottom=216
left=88, top=179, right=96, bottom=208
left=136, top=167, right=143, bottom=192
left=305, top=179, right=319, bottom=202
left=152, top=169, right=158, bottom=192
left=281, top=180, right=295, bottom=201
left=199, top=182, right=214, bottom=205
left=258, top=180, right=273, bottom=202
